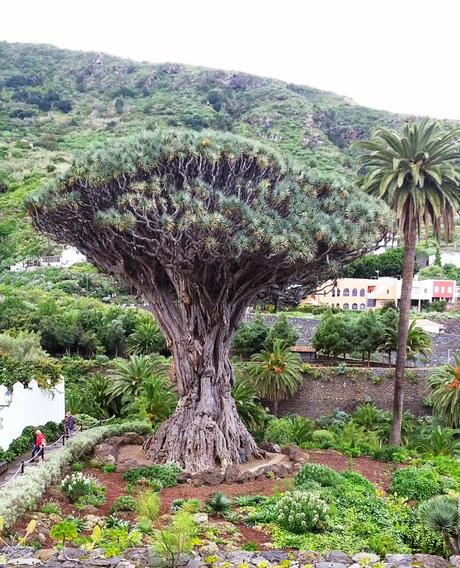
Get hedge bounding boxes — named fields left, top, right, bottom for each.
left=0, top=420, right=151, bottom=528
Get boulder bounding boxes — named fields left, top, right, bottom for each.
left=198, top=542, right=219, bottom=557
left=324, top=551, right=352, bottom=565
left=92, top=442, right=117, bottom=465
left=281, top=444, right=307, bottom=464
left=118, top=433, right=145, bottom=446
left=193, top=513, right=209, bottom=525
left=177, top=471, right=192, bottom=484
left=117, top=457, right=145, bottom=473
left=413, top=555, right=452, bottom=568
left=259, top=442, right=281, bottom=453
left=224, top=465, right=241, bottom=484
left=316, top=563, right=347, bottom=568
left=191, top=468, right=224, bottom=486
left=385, top=554, right=412, bottom=566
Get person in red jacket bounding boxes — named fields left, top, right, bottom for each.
left=31, top=430, right=46, bottom=461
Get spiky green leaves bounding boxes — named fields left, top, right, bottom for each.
left=29, top=128, right=390, bottom=294
left=355, top=119, right=460, bottom=240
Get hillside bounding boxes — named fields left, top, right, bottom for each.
left=0, top=41, right=408, bottom=265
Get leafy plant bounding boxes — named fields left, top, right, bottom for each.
left=135, top=489, right=160, bottom=522
left=152, top=511, right=197, bottom=568
left=295, top=463, right=341, bottom=488
left=123, top=463, right=181, bottom=488
left=389, top=466, right=447, bottom=501
left=231, top=373, right=266, bottom=431
left=39, top=502, right=61, bottom=515
left=275, top=491, right=328, bottom=533
left=412, top=426, right=460, bottom=457
left=205, top=492, right=231, bottom=515
left=50, top=519, right=78, bottom=546
left=110, top=495, right=137, bottom=513
left=428, top=358, right=460, bottom=427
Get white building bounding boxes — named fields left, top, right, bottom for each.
left=10, top=246, right=86, bottom=272
left=428, top=252, right=460, bottom=268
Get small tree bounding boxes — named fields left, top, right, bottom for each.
left=249, top=338, right=303, bottom=416
left=312, top=311, right=354, bottom=360
left=232, top=315, right=269, bottom=358
left=381, top=307, right=398, bottom=364
left=355, top=311, right=385, bottom=365
left=264, top=313, right=299, bottom=351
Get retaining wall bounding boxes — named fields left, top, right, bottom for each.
left=279, top=367, right=431, bottom=419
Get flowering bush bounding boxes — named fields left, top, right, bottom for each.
left=60, top=472, right=104, bottom=504
left=275, top=491, right=328, bottom=533
left=0, top=420, right=150, bottom=528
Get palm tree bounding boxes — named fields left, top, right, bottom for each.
left=406, top=320, right=431, bottom=363
left=428, top=357, right=460, bottom=427
left=125, top=374, right=177, bottom=423
left=231, top=375, right=266, bottom=432
left=108, top=354, right=169, bottom=410
left=248, top=338, right=303, bottom=416
left=127, top=319, right=166, bottom=355
left=355, top=120, right=460, bottom=444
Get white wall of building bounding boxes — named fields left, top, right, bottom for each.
left=0, top=380, right=65, bottom=450
left=428, top=252, right=460, bottom=268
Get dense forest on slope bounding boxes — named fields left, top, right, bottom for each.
left=0, top=41, right=422, bottom=265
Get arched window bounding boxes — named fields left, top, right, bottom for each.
left=359, top=303, right=366, bottom=310
left=343, top=288, right=349, bottom=297
left=360, top=288, right=365, bottom=297
left=337, top=289, right=341, bottom=297
left=332, top=288, right=336, bottom=297
left=343, top=303, right=349, bottom=310
left=336, top=303, right=340, bottom=308
left=352, top=288, right=358, bottom=297
left=352, top=303, right=358, bottom=310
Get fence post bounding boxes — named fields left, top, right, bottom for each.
left=20, top=461, right=24, bottom=474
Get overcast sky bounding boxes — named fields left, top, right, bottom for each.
left=3, top=0, right=459, bottom=120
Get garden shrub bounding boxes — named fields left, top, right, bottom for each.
left=275, top=491, right=328, bottom=533
left=389, top=466, right=447, bottom=501
left=340, top=471, right=375, bottom=493
left=295, top=463, right=342, bottom=488
left=123, top=463, right=181, bottom=488
left=312, top=429, right=335, bottom=447
left=264, top=415, right=314, bottom=446
left=110, top=495, right=137, bottom=513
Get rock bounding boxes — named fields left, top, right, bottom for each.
left=384, top=555, right=412, bottom=566
left=57, top=549, right=87, bottom=562
left=281, top=444, right=307, bottom=465
left=191, top=468, right=224, bottom=486
left=116, top=563, right=136, bottom=568
left=177, top=472, right=192, bottom=484
left=186, top=556, right=205, bottom=568
left=118, top=433, right=145, bottom=446
left=299, top=551, right=323, bottom=565
left=198, top=543, right=219, bottom=557
left=450, top=557, right=460, bottom=568
left=8, top=560, right=42, bottom=566
left=224, top=464, right=241, bottom=484
left=1, top=549, right=34, bottom=561
left=260, top=552, right=288, bottom=563
left=193, top=513, right=209, bottom=525
left=33, top=550, right=55, bottom=562
left=117, top=457, right=145, bottom=473
left=123, top=548, right=149, bottom=565
left=324, top=552, right=352, bottom=565
left=259, top=442, right=281, bottom=453
left=316, top=563, right=347, bottom=568
left=227, top=551, right=255, bottom=565
left=83, top=514, right=102, bottom=530
left=352, top=553, right=380, bottom=565
left=413, top=555, right=451, bottom=568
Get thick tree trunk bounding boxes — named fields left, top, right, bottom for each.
left=390, top=222, right=417, bottom=445
left=143, top=288, right=261, bottom=473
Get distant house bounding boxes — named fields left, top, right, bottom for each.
left=308, top=275, right=456, bottom=312
left=9, top=246, right=86, bottom=272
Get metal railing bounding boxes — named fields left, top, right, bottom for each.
left=0, top=418, right=112, bottom=489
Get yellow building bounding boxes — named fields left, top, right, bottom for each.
left=313, top=277, right=398, bottom=311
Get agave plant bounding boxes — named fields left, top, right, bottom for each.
left=428, top=357, right=460, bottom=427
left=205, top=492, right=231, bottom=516
left=419, top=495, right=459, bottom=553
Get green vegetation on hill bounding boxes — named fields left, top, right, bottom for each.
left=0, top=41, right=407, bottom=265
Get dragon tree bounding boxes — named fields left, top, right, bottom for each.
left=28, top=129, right=391, bottom=472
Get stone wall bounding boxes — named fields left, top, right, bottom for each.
left=279, top=367, right=431, bottom=419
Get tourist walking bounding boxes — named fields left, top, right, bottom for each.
left=64, top=411, right=75, bottom=437
left=31, top=430, right=46, bottom=462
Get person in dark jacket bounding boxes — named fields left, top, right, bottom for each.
left=64, top=411, right=75, bottom=436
